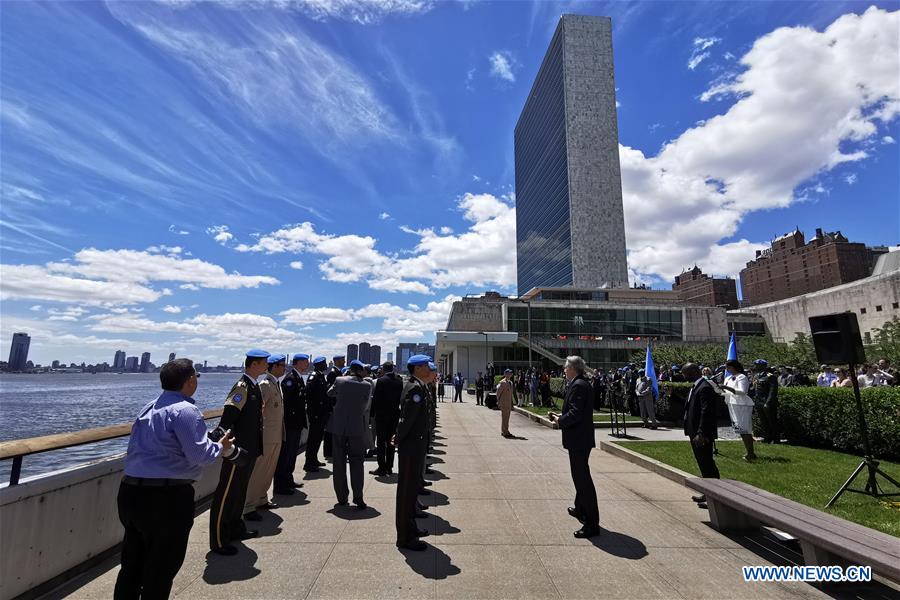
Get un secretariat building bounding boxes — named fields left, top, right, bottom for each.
left=515, top=14, right=629, bottom=296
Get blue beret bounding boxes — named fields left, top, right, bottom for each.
left=246, top=349, right=270, bottom=358
left=350, top=359, right=365, bottom=368
left=341, top=366, right=350, bottom=374
left=267, top=353, right=286, bottom=364
left=504, top=368, right=513, bottom=373
left=293, top=353, right=309, bottom=362
left=407, top=354, right=432, bottom=367
left=428, top=361, right=437, bottom=371
left=754, top=359, right=768, bottom=366
left=312, top=356, right=327, bottom=365
left=333, top=355, right=345, bottom=360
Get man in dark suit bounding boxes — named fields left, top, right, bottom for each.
left=681, top=362, right=720, bottom=509
left=275, top=353, right=308, bottom=493
left=370, top=361, right=403, bottom=476
left=548, top=355, right=600, bottom=538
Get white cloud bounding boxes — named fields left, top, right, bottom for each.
left=289, top=0, right=434, bottom=24
left=688, top=36, right=721, bottom=70
left=168, top=224, right=190, bottom=235
left=289, top=261, right=304, bottom=270
left=489, top=51, right=516, bottom=82
left=163, top=305, right=182, bottom=313
left=0, top=247, right=278, bottom=306
left=844, top=173, right=858, bottom=185
left=621, top=7, right=900, bottom=280
left=207, top=225, right=233, bottom=244
left=378, top=212, right=391, bottom=220
left=883, top=135, right=896, bottom=144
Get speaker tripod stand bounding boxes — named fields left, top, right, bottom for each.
left=825, top=361, right=900, bottom=507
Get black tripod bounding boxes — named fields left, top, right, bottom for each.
left=607, top=387, right=628, bottom=438
left=825, top=362, right=900, bottom=507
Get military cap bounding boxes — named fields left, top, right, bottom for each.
left=341, top=366, right=350, bottom=374
left=267, top=353, right=286, bottom=364
left=333, top=355, right=345, bottom=360
left=754, top=359, right=768, bottom=366
left=350, top=359, right=365, bottom=368
left=428, top=361, right=437, bottom=371
left=312, top=356, right=327, bottom=365
left=292, top=353, right=309, bottom=362
left=504, top=368, right=513, bottom=374
left=246, top=349, right=270, bottom=358
left=407, top=354, right=432, bottom=367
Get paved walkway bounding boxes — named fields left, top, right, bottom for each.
left=53, top=402, right=838, bottom=599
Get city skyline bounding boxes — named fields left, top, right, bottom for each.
left=1, top=2, right=898, bottom=365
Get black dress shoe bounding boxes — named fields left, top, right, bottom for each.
left=304, top=465, right=320, bottom=472
left=262, top=501, right=279, bottom=509
left=697, top=502, right=708, bottom=509
left=422, top=480, right=433, bottom=487
left=274, top=487, right=295, bottom=495
left=212, top=544, right=238, bottom=556
left=574, top=526, right=601, bottom=539
left=244, top=511, right=263, bottom=522
left=418, top=489, right=431, bottom=496
left=415, top=511, right=429, bottom=519
left=317, top=460, right=327, bottom=466
left=238, top=529, right=259, bottom=540
left=567, top=507, right=585, bottom=524
left=397, top=540, right=427, bottom=551
left=369, top=469, right=385, bottom=476
left=425, top=469, right=436, bottom=475
left=355, top=501, right=367, bottom=510
left=336, top=500, right=349, bottom=506
left=691, top=495, right=706, bottom=503
left=290, top=481, right=303, bottom=488
left=417, top=529, right=429, bottom=537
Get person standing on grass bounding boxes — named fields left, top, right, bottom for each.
left=547, top=356, right=600, bottom=539
left=682, top=362, right=720, bottom=509
left=496, top=368, right=515, bottom=438
left=721, top=359, right=756, bottom=461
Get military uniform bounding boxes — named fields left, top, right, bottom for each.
left=275, top=358, right=307, bottom=491
left=475, top=375, right=485, bottom=405
left=751, top=366, right=780, bottom=443
left=372, top=369, right=403, bottom=475
left=244, top=365, right=284, bottom=513
left=395, top=368, right=431, bottom=548
left=209, top=371, right=264, bottom=552
left=304, top=359, right=329, bottom=470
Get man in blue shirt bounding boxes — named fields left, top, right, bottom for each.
left=115, top=358, right=247, bottom=599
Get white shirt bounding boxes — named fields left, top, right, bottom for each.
left=724, top=373, right=752, bottom=406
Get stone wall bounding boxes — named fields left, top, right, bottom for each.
left=446, top=299, right=505, bottom=332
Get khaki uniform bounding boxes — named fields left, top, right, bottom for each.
left=244, top=373, right=285, bottom=512
left=496, top=378, right=514, bottom=435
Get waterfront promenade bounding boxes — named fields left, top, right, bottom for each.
left=50, top=404, right=840, bottom=599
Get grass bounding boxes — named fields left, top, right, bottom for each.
left=617, top=440, right=900, bottom=538
left=521, top=397, right=644, bottom=423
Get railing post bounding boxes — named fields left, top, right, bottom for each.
left=10, top=455, right=23, bottom=486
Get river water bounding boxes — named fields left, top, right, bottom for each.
left=0, top=372, right=239, bottom=484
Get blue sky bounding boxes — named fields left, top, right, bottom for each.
left=1, top=0, right=898, bottom=366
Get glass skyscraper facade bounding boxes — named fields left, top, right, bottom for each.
left=514, top=15, right=629, bottom=296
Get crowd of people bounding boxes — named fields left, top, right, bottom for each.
left=115, top=350, right=441, bottom=599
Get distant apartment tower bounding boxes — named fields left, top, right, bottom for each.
left=113, top=350, right=126, bottom=371
left=125, top=356, right=139, bottom=372
left=52, top=360, right=60, bottom=369
left=358, top=342, right=371, bottom=364
left=7, top=333, right=31, bottom=371
left=672, top=266, right=738, bottom=309
left=515, top=14, right=628, bottom=296
left=140, top=352, right=151, bottom=373
left=371, top=345, right=381, bottom=365
left=347, top=344, right=358, bottom=362
left=386, top=352, right=393, bottom=363
left=168, top=352, right=176, bottom=363
left=740, top=228, right=877, bottom=306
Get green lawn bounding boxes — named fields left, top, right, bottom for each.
left=521, top=398, right=643, bottom=423
left=617, top=440, right=900, bottom=538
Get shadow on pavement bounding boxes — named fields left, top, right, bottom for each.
left=302, top=468, right=333, bottom=480
left=429, top=513, right=461, bottom=537
left=399, top=544, right=461, bottom=580
left=271, top=490, right=311, bottom=507
left=203, top=546, right=260, bottom=584
left=422, top=490, right=450, bottom=507
left=326, top=504, right=382, bottom=520
left=589, top=528, right=648, bottom=559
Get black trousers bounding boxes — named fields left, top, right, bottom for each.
left=209, top=460, right=254, bottom=550
left=275, top=426, right=303, bottom=488
left=305, top=420, right=325, bottom=468
left=568, top=449, right=600, bottom=528
left=475, top=389, right=484, bottom=405
left=115, top=481, right=194, bottom=600
left=759, top=401, right=780, bottom=442
left=395, top=446, right=425, bottom=545
left=376, top=416, right=398, bottom=472
left=691, top=439, right=720, bottom=479
left=323, top=417, right=333, bottom=457
left=453, top=387, right=462, bottom=402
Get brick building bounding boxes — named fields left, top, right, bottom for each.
left=739, top=228, right=875, bottom=306
left=672, top=266, right=738, bottom=309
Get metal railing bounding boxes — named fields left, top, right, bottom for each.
left=0, top=408, right=223, bottom=486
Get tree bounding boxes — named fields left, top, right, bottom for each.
left=870, top=316, right=900, bottom=365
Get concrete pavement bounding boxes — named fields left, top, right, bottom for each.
left=48, top=402, right=837, bottom=599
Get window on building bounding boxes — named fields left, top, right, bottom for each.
left=860, top=307, right=867, bottom=314
left=893, top=302, right=899, bottom=309
left=864, top=331, right=872, bottom=344
left=876, top=305, right=883, bottom=312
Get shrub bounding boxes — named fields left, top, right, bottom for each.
left=753, top=386, right=900, bottom=460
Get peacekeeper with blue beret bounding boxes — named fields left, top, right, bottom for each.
left=244, top=353, right=287, bottom=521
left=275, top=353, right=309, bottom=493
left=322, top=355, right=345, bottom=460
left=394, top=354, right=436, bottom=551
left=304, top=356, right=330, bottom=471
left=116, top=358, right=248, bottom=598
left=209, top=349, right=269, bottom=555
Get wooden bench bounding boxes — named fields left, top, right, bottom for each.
left=686, top=478, right=900, bottom=583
